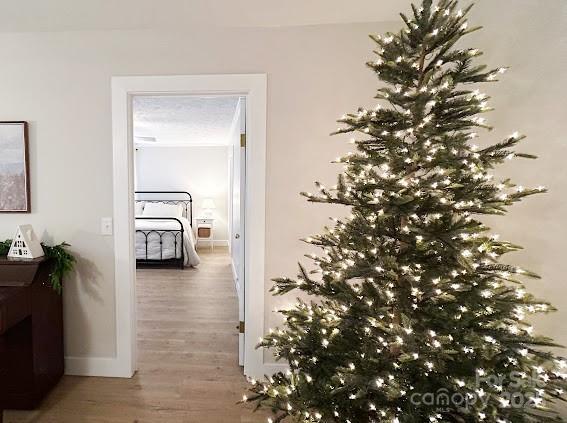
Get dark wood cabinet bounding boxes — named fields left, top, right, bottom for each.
left=0, top=257, right=64, bottom=417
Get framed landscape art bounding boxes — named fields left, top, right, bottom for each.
left=0, top=121, right=30, bottom=213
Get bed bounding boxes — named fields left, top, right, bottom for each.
left=134, top=191, right=200, bottom=268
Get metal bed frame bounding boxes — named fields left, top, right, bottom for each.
left=134, top=191, right=193, bottom=269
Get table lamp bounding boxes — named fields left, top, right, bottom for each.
left=201, top=198, right=216, bottom=218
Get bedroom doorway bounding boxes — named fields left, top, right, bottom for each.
left=111, top=74, right=267, bottom=379
left=131, top=94, right=247, bottom=371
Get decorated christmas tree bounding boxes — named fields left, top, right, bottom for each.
left=243, top=0, right=567, bottom=421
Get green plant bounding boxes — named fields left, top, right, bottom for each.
left=1, top=239, right=76, bottom=294
left=42, top=242, right=76, bottom=294
left=0, top=240, right=11, bottom=256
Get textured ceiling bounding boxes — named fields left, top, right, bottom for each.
left=133, top=96, right=240, bottom=146
left=0, top=0, right=405, bottom=32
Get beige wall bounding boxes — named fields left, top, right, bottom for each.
left=469, top=0, right=567, bottom=354
left=0, top=0, right=565, bottom=381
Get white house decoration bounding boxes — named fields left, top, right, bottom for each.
left=8, top=225, right=45, bottom=259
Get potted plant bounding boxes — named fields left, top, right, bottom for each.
left=0, top=239, right=75, bottom=293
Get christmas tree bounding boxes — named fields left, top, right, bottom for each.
left=243, top=0, right=567, bottom=421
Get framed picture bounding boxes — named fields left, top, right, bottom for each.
left=0, top=122, right=30, bottom=213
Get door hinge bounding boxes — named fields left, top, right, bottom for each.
left=240, top=134, right=246, bottom=148
left=239, top=321, right=245, bottom=333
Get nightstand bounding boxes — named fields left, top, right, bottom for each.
left=196, top=218, right=214, bottom=252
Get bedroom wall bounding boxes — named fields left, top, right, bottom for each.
left=0, top=0, right=564, bottom=388
left=135, top=146, right=230, bottom=243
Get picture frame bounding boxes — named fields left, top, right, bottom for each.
left=0, top=121, right=30, bottom=213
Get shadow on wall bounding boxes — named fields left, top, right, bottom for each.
left=56, top=231, right=104, bottom=358
left=72, top=252, right=103, bottom=303
left=38, top=229, right=105, bottom=356
left=39, top=229, right=103, bottom=301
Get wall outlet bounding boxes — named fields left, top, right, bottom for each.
left=101, top=217, right=113, bottom=236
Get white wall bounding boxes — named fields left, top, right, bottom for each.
left=135, top=146, right=230, bottom=242
left=0, top=1, right=564, bottom=392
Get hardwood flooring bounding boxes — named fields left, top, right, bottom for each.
left=4, top=249, right=266, bottom=423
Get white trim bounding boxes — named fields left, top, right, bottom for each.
left=111, top=74, right=267, bottom=379
left=111, top=77, right=137, bottom=378
left=195, top=239, right=230, bottom=248
left=233, top=253, right=244, bottom=367
left=65, top=356, right=130, bottom=378
left=263, top=362, right=289, bottom=375
left=231, top=259, right=239, bottom=287
left=231, top=257, right=242, bottom=323
left=136, top=142, right=231, bottom=148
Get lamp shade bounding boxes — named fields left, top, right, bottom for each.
left=201, top=198, right=216, bottom=210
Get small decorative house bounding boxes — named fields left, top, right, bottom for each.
left=7, top=225, right=45, bottom=259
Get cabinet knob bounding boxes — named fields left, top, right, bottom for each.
left=235, top=234, right=240, bottom=239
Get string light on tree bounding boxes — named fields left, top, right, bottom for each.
left=242, top=1, right=567, bottom=422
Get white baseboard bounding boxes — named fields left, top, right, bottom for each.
left=260, top=362, right=289, bottom=376
left=196, top=239, right=229, bottom=248
left=65, top=356, right=132, bottom=378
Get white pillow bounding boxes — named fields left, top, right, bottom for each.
left=142, top=202, right=183, bottom=218
left=134, top=201, right=145, bottom=216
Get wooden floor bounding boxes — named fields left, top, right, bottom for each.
left=5, top=249, right=265, bottom=423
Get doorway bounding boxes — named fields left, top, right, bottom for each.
left=111, top=74, right=267, bottom=379
left=132, top=94, right=245, bottom=371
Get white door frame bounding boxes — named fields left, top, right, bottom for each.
left=111, top=74, right=267, bottom=378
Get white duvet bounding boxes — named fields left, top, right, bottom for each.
left=135, top=216, right=200, bottom=267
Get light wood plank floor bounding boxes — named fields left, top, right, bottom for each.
left=5, top=249, right=265, bottom=423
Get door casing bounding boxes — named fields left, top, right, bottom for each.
left=111, top=74, right=269, bottom=379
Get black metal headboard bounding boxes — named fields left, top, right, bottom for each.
left=135, top=191, right=193, bottom=226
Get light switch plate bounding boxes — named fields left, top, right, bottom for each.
left=101, top=217, right=113, bottom=236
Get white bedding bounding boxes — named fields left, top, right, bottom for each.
left=135, top=216, right=200, bottom=267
